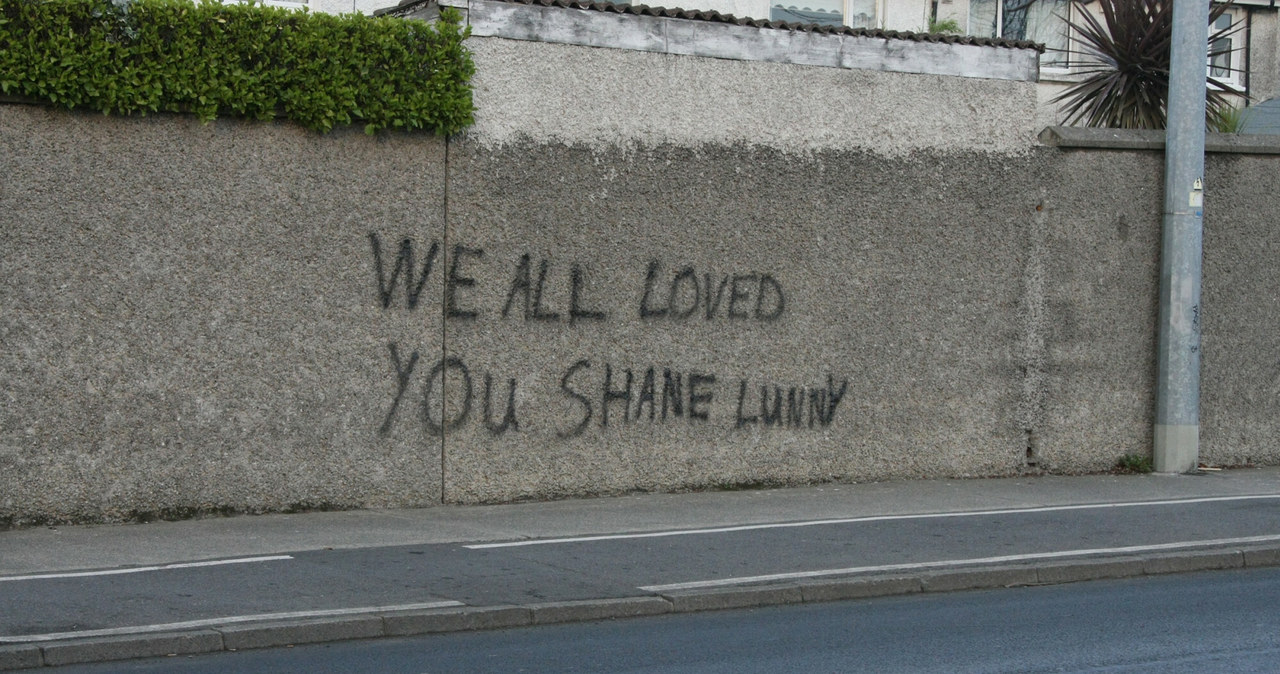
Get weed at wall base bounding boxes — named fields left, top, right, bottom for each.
left=1114, top=453, right=1154, bottom=474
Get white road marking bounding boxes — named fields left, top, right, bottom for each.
left=0, top=555, right=295, bottom=582
left=465, top=494, right=1280, bottom=549
left=637, top=534, right=1280, bottom=592
left=0, top=601, right=466, bottom=643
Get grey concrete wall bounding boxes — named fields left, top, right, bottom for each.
left=1, top=106, right=449, bottom=524
left=1031, top=151, right=1163, bottom=471
left=437, top=143, right=1033, bottom=502
left=1201, top=152, right=1280, bottom=466
left=3, top=33, right=1280, bottom=524
left=463, top=36, right=1042, bottom=157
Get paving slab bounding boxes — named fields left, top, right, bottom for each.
left=921, top=566, right=1041, bottom=592
left=1243, top=546, right=1280, bottom=567
left=0, top=646, right=41, bottom=671
left=797, top=576, right=923, bottom=602
left=1142, top=549, right=1245, bottom=575
left=663, top=586, right=804, bottom=612
left=217, top=617, right=384, bottom=651
left=382, top=606, right=532, bottom=637
left=38, top=631, right=223, bottom=668
left=1034, top=557, right=1147, bottom=584
left=529, top=597, right=672, bottom=625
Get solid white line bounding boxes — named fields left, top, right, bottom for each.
left=465, top=494, right=1280, bottom=549
left=637, top=534, right=1280, bottom=592
left=0, top=555, right=295, bottom=582
left=0, top=601, right=466, bottom=643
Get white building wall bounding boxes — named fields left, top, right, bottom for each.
left=1248, top=9, right=1279, bottom=102
left=309, top=0, right=392, bottom=13
left=878, top=0, right=928, bottom=31
left=935, top=0, right=969, bottom=30
left=691, top=0, right=771, bottom=19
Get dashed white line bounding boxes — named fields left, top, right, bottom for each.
left=465, top=494, right=1280, bottom=549
left=0, top=601, right=466, bottom=643
left=637, top=534, right=1280, bottom=592
left=0, top=555, right=295, bottom=582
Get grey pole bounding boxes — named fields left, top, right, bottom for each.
left=1154, top=0, right=1209, bottom=473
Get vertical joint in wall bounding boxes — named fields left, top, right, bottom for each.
left=440, top=134, right=452, bottom=503
left=1020, top=194, right=1050, bottom=470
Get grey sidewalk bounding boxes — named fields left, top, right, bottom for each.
left=3, top=468, right=1280, bottom=670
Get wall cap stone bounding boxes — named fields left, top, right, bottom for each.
left=383, top=0, right=1040, bottom=81
left=1039, top=126, right=1280, bottom=154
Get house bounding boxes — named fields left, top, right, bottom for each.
left=1010, top=0, right=1278, bottom=124
left=657, top=0, right=1279, bottom=122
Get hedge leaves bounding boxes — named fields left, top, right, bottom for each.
left=0, top=0, right=475, bottom=134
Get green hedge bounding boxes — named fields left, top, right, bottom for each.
left=0, top=0, right=474, bottom=134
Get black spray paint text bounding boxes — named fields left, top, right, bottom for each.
left=378, top=343, right=848, bottom=438
left=369, top=234, right=786, bottom=322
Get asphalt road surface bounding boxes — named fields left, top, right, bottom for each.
left=6, top=496, right=1279, bottom=640
left=43, top=566, right=1280, bottom=673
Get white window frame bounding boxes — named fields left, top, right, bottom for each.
left=1208, top=6, right=1244, bottom=93
left=965, top=0, right=1072, bottom=74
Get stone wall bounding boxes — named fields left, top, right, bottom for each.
left=3, top=32, right=1278, bottom=525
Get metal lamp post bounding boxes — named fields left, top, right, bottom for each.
left=1154, top=0, right=1210, bottom=473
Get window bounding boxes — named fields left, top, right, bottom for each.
left=1208, top=9, right=1243, bottom=91
left=968, top=0, right=1069, bottom=68
left=770, top=0, right=856, bottom=27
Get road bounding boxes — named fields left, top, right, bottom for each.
left=5, top=495, right=1279, bottom=639
left=40, top=567, right=1280, bottom=673
left=5, top=470, right=1279, bottom=670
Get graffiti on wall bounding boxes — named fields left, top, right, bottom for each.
left=369, top=233, right=846, bottom=437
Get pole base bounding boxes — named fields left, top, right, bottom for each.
left=1154, top=423, right=1199, bottom=473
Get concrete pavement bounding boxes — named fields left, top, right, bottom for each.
left=2, top=467, right=1279, bottom=670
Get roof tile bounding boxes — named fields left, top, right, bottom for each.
left=382, top=0, right=1046, bottom=52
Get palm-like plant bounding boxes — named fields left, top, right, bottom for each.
left=1054, top=0, right=1239, bottom=130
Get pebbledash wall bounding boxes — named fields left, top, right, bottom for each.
left=3, top=0, right=1280, bottom=525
